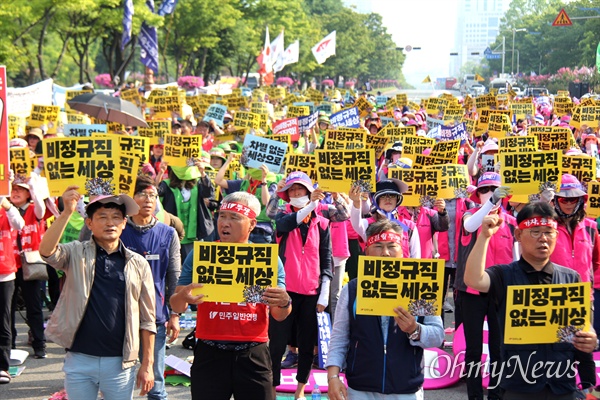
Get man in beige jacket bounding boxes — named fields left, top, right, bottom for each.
left=40, top=185, right=156, bottom=400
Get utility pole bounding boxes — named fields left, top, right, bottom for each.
left=502, top=36, right=505, bottom=75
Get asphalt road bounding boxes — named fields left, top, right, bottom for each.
left=1, top=294, right=473, bottom=400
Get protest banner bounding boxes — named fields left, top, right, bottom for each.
left=287, top=106, right=310, bottom=118
left=316, top=311, right=332, bottom=369
left=28, top=104, right=60, bottom=133
left=413, top=154, right=452, bottom=168
left=43, top=137, right=119, bottom=196
left=118, top=154, right=140, bottom=198
left=281, top=94, right=300, bottom=108
left=285, top=153, right=317, bottom=181
left=481, top=154, right=496, bottom=173
left=553, top=96, right=573, bottom=117
left=0, top=67, right=8, bottom=195
left=377, top=109, right=393, bottom=119
left=402, top=136, right=435, bottom=161
left=443, top=106, right=465, bottom=122
left=120, top=88, right=143, bottom=108
left=426, top=164, right=470, bottom=200
left=272, top=117, right=299, bottom=141
left=509, top=102, right=535, bottom=120
left=241, top=134, right=287, bottom=173
left=357, top=256, right=444, bottom=317
left=226, top=95, right=247, bottom=110
left=150, top=94, right=182, bottom=115
left=562, top=155, right=596, bottom=183
left=269, top=134, right=291, bottom=148
left=586, top=181, right=600, bottom=218
left=498, top=136, right=538, bottom=153
left=429, top=140, right=461, bottom=161
left=530, top=126, right=572, bottom=151
left=475, top=94, right=495, bottom=110
left=461, top=117, right=478, bottom=137
left=234, top=111, right=261, bottom=130
left=500, top=150, right=562, bottom=195
left=425, top=116, right=444, bottom=131
left=580, top=106, right=600, bottom=128
left=191, top=242, right=279, bottom=303
left=9, top=148, right=35, bottom=177
left=106, top=121, right=125, bottom=133
left=7, top=78, right=53, bottom=116
left=250, top=101, right=269, bottom=116
left=407, top=100, right=421, bottom=111
left=316, top=149, right=375, bottom=193
left=487, top=113, right=512, bottom=138
left=315, top=102, right=333, bottom=114
left=375, top=95, right=388, bottom=106
left=324, top=129, right=365, bottom=150
left=353, top=97, right=372, bottom=117
left=203, top=103, right=228, bottom=127
left=119, top=135, right=150, bottom=163
left=63, top=124, right=107, bottom=137
left=389, top=168, right=440, bottom=207
left=63, top=88, right=94, bottom=113
left=163, top=134, right=201, bottom=167
left=395, top=93, right=408, bottom=107
left=298, top=111, right=318, bottom=133
left=293, top=102, right=315, bottom=114
left=330, top=107, right=360, bottom=128
left=504, top=283, right=590, bottom=344
left=381, top=126, right=416, bottom=139
left=571, top=106, right=582, bottom=129
left=306, top=88, right=324, bottom=103
left=66, top=113, right=91, bottom=125
left=364, top=133, right=389, bottom=159
left=439, top=123, right=468, bottom=144
left=137, top=120, right=170, bottom=145
left=386, top=98, right=397, bottom=110
left=425, top=97, right=448, bottom=116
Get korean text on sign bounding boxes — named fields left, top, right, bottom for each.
left=316, top=149, right=375, bottom=193
left=504, top=283, right=590, bottom=344
left=357, top=256, right=444, bottom=317
left=500, top=150, right=562, bottom=196
left=191, top=242, right=278, bottom=303
left=241, top=134, right=288, bottom=173
left=163, top=134, right=201, bottom=167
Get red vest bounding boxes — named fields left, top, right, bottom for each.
left=0, top=209, right=17, bottom=274
left=195, top=302, right=269, bottom=342
left=13, top=206, right=42, bottom=268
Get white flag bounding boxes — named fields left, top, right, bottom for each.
left=284, top=40, right=299, bottom=65
left=270, top=30, right=285, bottom=72
left=312, top=31, right=336, bottom=65
left=263, top=27, right=272, bottom=73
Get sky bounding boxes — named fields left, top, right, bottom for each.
left=368, top=0, right=459, bottom=87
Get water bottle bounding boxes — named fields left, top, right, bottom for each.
left=184, top=306, right=193, bottom=329
left=311, top=384, right=321, bottom=400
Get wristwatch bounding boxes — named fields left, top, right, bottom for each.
left=407, top=324, right=421, bottom=341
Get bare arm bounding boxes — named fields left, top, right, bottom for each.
left=214, top=154, right=234, bottom=189
left=136, top=329, right=155, bottom=396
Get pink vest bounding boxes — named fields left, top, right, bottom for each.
left=438, top=198, right=470, bottom=262
left=397, top=207, right=438, bottom=259
left=13, top=206, right=42, bottom=268
left=316, top=204, right=350, bottom=258
left=550, top=218, right=597, bottom=284
left=462, top=209, right=516, bottom=294
left=278, top=204, right=329, bottom=295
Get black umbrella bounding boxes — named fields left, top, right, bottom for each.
left=67, top=92, right=149, bottom=127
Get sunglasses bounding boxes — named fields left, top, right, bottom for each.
left=477, top=186, right=494, bottom=194
left=557, top=197, right=580, bottom=204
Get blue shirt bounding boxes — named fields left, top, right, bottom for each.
left=69, top=243, right=127, bottom=357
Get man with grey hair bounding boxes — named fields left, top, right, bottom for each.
left=170, top=192, right=291, bottom=400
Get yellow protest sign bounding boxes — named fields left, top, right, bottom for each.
left=281, top=94, right=300, bottom=108
left=42, top=137, right=119, bottom=196
left=579, top=106, right=600, bottom=128
left=9, top=148, right=35, bottom=176
left=214, top=128, right=249, bottom=145
left=487, top=113, right=512, bottom=138
left=186, top=95, right=206, bottom=116
left=562, top=155, right=596, bottom=183
left=389, top=168, right=440, bottom=207
left=324, top=129, right=366, bottom=150
left=150, top=94, right=182, bottom=114
left=475, top=94, right=495, bottom=110
left=402, top=136, right=435, bottom=160
left=285, top=153, right=317, bottom=182
left=498, top=136, right=538, bottom=153
left=553, top=96, right=573, bottom=117
left=476, top=108, right=492, bottom=132
left=251, top=102, right=269, bottom=116
left=120, top=88, right=143, bottom=108
left=425, top=97, right=448, bottom=116
left=118, top=154, right=140, bottom=198
left=66, top=113, right=91, bottom=125
left=395, top=94, right=408, bottom=107
left=509, top=102, right=535, bottom=120
left=106, top=122, right=125, bottom=133
left=580, top=98, right=597, bottom=107
left=223, top=153, right=245, bottom=181
left=413, top=154, right=452, bottom=168
left=426, top=164, right=470, bottom=199
left=227, top=95, right=247, bottom=110
left=137, top=120, right=170, bottom=145
left=557, top=90, right=570, bottom=97
left=119, top=136, right=150, bottom=164
left=430, top=140, right=460, bottom=160
left=365, top=134, right=389, bottom=159
left=316, top=149, right=376, bottom=193
left=530, top=126, right=572, bottom=151
left=234, top=111, right=261, bottom=130
left=461, top=117, right=477, bottom=137
left=382, top=126, right=416, bottom=139
left=586, top=181, right=600, bottom=218
left=269, top=134, right=292, bottom=148
left=163, top=134, right=201, bottom=167
left=353, top=97, right=372, bottom=118
left=191, top=242, right=279, bottom=303
left=504, top=283, right=590, bottom=344
left=463, top=95, right=474, bottom=111
left=28, top=105, right=60, bottom=133
left=407, top=101, right=420, bottom=112
left=8, top=115, right=26, bottom=139
left=500, top=150, right=562, bottom=195
left=443, top=106, right=464, bottom=122
left=357, top=256, right=444, bottom=317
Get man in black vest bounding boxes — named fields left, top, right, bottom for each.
left=465, top=201, right=597, bottom=399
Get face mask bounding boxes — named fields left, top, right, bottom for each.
left=586, top=142, right=598, bottom=157
left=290, top=196, right=310, bottom=208
left=479, top=191, right=493, bottom=205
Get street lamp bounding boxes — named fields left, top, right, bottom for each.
left=512, top=28, right=527, bottom=75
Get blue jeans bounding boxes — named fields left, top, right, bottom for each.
left=147, top=323, right=167, bottom=400
left=63, top=352, right=136, bottom=400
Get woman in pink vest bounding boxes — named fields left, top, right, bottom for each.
left=267, top=172, right=333, bottom=400
left=455, top=172, right=514, bottom=400
left=549, top=174, right=600, bottom=333
left=0, top=194, right=25, bottom=384
left=9, top=174, right=48, bottom=359
left=397, top=199, right=449, bottom=259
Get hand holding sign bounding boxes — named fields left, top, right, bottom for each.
left=572, top=330, right=598, bottom=353
left=62, top=186, right=82, bottom=215
left=393, top=306, right=418, bottom=334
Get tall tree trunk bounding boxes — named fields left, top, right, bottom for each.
left=51, top=33, right=71, bottom=79
left=196, top=47, right=208, bottom=79
left=37, top=9, right=54, bottom=81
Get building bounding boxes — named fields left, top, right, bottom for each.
left=451, top=0, right=510, bottom=77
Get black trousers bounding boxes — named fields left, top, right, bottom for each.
left=11, top=269, right=45, bottom=351
left=345, top=239, right=363, bottom=281
left=191, top=341, right=273, bottom=400
left=269, top=292, right=318, bottom=386
left=456, top=290, right=503, bottom=400
left=0, top=280, right=15, bottom=371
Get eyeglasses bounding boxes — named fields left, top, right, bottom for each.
left=477, top=186, right=493, bottom=194
left=380, top=194, right=399, bottom=200
left=135, top=192, right=158, bottom=201
left=126, top=127, right=134, bottom=132
left=557, top=197, right=579, bottom=204
left=526, top=229, right=557, bottom=239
